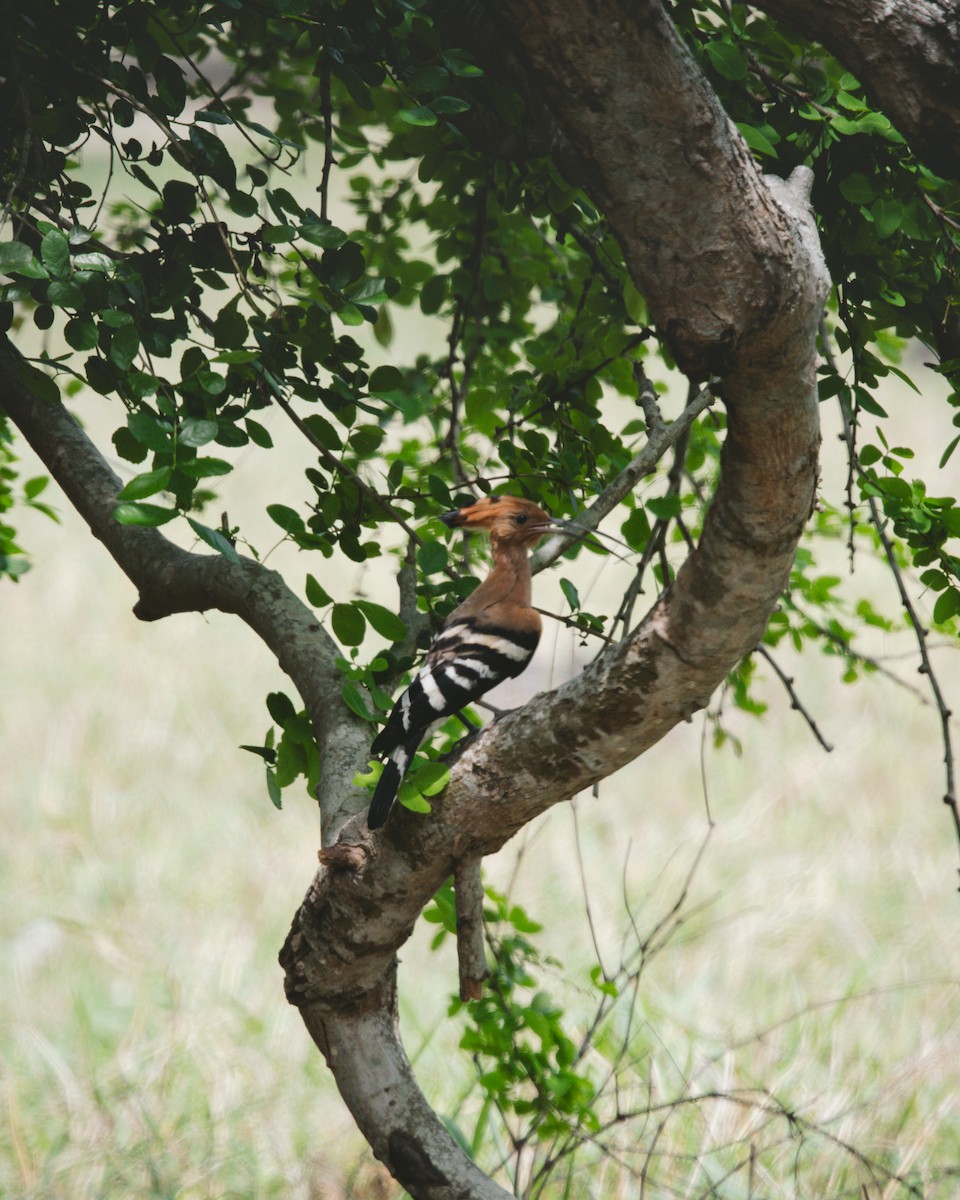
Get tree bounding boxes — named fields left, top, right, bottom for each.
left=1, top=1, right=958, bottom=1196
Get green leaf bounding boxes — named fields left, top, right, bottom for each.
left=369, top=364, right=403, bottom=393
left=0, top=241, right=46, bottom=279
left=356, top=599, right=407, bottom=641
left=560, top=578, right=580, bottom=610
left=239, top=744, right=276, bottom=764
left=336, top=302, right=364, bottom=326
left=399, top=105, right=437, bottom=127
left=265, top=765, right=283, bottom=809
left=99, top=309, right=133, bottom=328
left=306, top=573, right=332, bottom=607
left=647, top=495, right=682, bottom=520
left=341, top=680, right=374, bottom=719
left=442, top=50, right=483, bottom=77
left=736, top=122, right=778, bottom=158
left=262, top=223, right=297, bottom=244
left=245, top=418, right=272, bottom=448
left=920, top=569, right=948, bottom=592
left=228, top=190, right=259, bottom=218
left=420, top=274, right=447, bottom=315
left=64, top=315, right=97, bottom=350
left=109, top=323, right=140, bottom=370
left=189, top=125, right=237, bottom=190
left=23, top=476, right=49, bottom=500
left=72, top=251, right=113, bottom=273
left=300, top=221, right=348, bottom=248
left=112, top=426, right=147, bottom=464
left=179, top=417, right=219, bottom=447
left=266, top=691, right=297, bottom=725
left=933, top=587, right=960, bottom=625
left=179, top=456, right=232, bottom=478
left=113, top=501, right=178, bottom=526
left=939, top=434, right=960, bottom=469
left=302, top=413, right=342, bottom=449
left=430, top=95, right=471, bottom=115
left=704, top=39, right=747, bottom=80
left=117, top=466, right=172, bottom=500
left=187, top=517, right=241, bottom=563
left=40, top=229, right=71, bottom=279
left=871, top=198, right=904, bottom=240
left=396, top=782, right=432, bottom=813
left=418, top=540, right=448, bottom=575
left=47, top=280, right=85, bottom=309
left=128, top=412, right=173, bottom=452
left=332, top=602, right=366, bottom=646
left=266, top=503, right=305, bottom=535
left=155, top=55, right=187, bottom=117
left=839, top=173, right=878, bottom=204
left=414, top=761, right=450, bottom=797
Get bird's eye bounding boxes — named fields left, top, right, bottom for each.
left=514, top=513, right=528, bottom=524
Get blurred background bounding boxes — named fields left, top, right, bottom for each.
left=2, top=354, right=959, bottom=1198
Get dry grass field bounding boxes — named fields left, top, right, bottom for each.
left=2, top=365, right=959, bottom=1198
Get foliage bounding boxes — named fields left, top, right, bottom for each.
left=3, top=1, right=958, bottom=650
left=2, top=0, right=959, bottom=1193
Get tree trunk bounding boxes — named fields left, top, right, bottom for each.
left=0, top=3, right=831, bottom=1194
left=280, top=4, right=830, bottom=1193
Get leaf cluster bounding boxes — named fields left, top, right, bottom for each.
left=0, top=2, right=957, bottom=804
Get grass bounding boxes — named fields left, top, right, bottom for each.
left=2, top=386, right=959, bottom=1199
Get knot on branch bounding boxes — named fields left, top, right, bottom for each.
left=388, top=1130, right=450, bottom=1190
left=318, top=842, right=368, bottom=871
left=665, top=318, right=738, bottom=380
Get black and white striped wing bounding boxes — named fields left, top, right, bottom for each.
left=370, top=617, right=540, bottom=756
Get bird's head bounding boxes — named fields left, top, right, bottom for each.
left=439, top=495, right=554, bottom=546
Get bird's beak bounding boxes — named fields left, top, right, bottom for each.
left=439, top=509, right=464, bottom=528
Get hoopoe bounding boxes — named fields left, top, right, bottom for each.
left=367, top=494, right=554, bottom=829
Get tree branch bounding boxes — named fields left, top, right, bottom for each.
left=455, top=856, right=488, bottom=1001
left=0, top=337, right=369, bottom=844
left=279, top=4, right=830, bottom=1189
left=753, top=0, right=960, bottom=179
left=531, top=376, right=716, bottom=574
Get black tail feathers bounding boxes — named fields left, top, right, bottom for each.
left=367, top=758, right=402, bottom=829
left=366, top=732, right=422, bottom=829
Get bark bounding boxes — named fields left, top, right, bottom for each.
left=0, top=2, right=833, bottom=1196
left=281, top=2, right=829, bottom=1193
left=754, top=0, right=960, bottom=180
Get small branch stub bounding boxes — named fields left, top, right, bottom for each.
left=318, top=843, right=368, bottom=871
left=454, top=856, right=488, bottom=1001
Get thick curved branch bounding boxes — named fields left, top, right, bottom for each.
left=754, top=0, right=960, bottom=180
left=0, top=338, right=368, bottom=842
left=281, top=4, right=830, bottom=1193
left=298, top=973, right=513, bottom=1200
left=485, top=0, right=804, bottom=381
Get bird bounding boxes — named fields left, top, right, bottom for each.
left=366, top=494, right=555, bottom=829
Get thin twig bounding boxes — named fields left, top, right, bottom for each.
left=531, top=371, right=715, bottom=575
left=823, top=323, right=960, bottom=880
left=318, top=50, right=335, bottom=222
left=611, top=377, right=701, bottom=638
left=267, top=379, right=426, bottom=548
left=755, top=644, right=834, bottom=752
left=785, top=597, right=933, bottom=705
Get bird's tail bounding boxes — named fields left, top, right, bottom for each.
left=367, top=731, right=423, bottom=829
